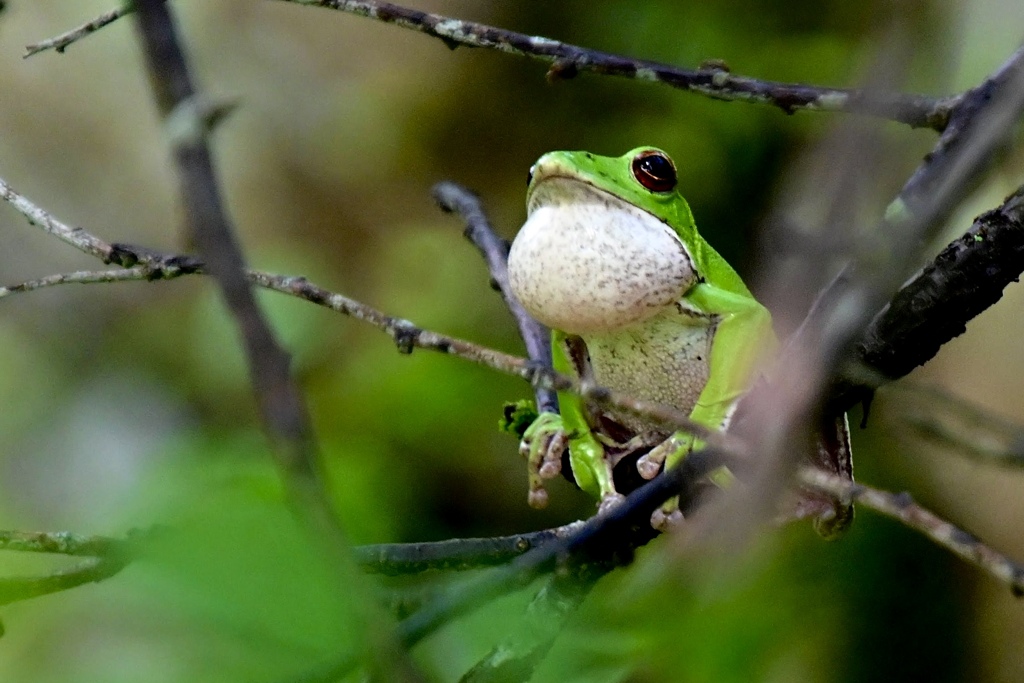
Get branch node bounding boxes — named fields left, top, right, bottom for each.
left=546, top=59, right=578, bottom=83
left=392, top=320, right=420, bottom=354
left=165, top=96, right=238, bottom=147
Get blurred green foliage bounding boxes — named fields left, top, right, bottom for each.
left=1, top=0, right=1022, bottom=681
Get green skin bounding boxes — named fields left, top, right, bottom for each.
left=507, top=147, right=775, bottom=514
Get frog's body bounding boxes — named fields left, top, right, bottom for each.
left=507, top=148, right=776, bottom=519
left=584, top=306, right=713, bottom=434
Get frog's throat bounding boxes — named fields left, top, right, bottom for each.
left=509, top=177, right=697, bottom=335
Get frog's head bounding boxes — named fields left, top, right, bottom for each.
left=525, top=147, right=698, bottom=238
left=508, top=148, right=700, bottom=335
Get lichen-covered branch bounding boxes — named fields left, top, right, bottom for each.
left=0, top=268, right=148, bottom=298
left=25, top=1, right=953, bottom=130
left=0, top=529, right=140, bottom=607
left=279, top=1, right=955, bottom=130
left=798, top=467, right=1024, bottom=596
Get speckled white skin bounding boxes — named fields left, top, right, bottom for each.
left=583, top=306, right=715, bottom=431
left=507, top=177, right=696, bottom=335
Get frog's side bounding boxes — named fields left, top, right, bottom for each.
left=507, top=147, right=776, bottom=525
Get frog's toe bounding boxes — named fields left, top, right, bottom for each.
left=597, top=491, right=626, bottom=516
left=527, top=485, right=549, bottom=509
left=650, top=507, right=683, bottom=531
left=538, top=430, right=568, bottom=479
left=637, top=441, right=672, bottom=479
left=650, top=497, right=684, bottom=531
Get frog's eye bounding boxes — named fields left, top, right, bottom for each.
left=631, top=150, right=677, bottom=193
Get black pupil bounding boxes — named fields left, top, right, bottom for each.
left=632, top=152, right=677, bottom=192
left=640, top=155, right=673, bottom=182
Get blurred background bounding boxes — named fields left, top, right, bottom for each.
left=1, top=1, right=1023, bottom=681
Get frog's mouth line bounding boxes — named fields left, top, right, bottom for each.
left=527, top=174, right=661, bottom=223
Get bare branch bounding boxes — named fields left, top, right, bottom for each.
left=355, top=522, right=584, bottom=575
left=26, top=1, right=953, bottom=130
left=128, top=4, right=424, bottom=679
left=23, top=3, right=133, bottom=58
left=798, top=467, right=1024, bottom=596
left=287, top=1, right=956, bottom=129
left=434, top=181, right=558, bottom=415
left=0, top=177, right=114, bottom=261
left=130, top=0, right=330, bottom=523
left=0, top=267, right=148, bottom=298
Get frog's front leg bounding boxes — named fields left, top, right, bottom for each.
left=519, top=411, right=569, bottom=508
left=554, top=332, right=624, bottom=512
left=562, top=396, right=623, bottom=513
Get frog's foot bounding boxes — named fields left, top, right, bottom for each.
left=519, top=412, right=569, bottom=509
left=597, top=491, right=626, bottom=516
left=650, top=497, right=684, bottom=531
left=636, top=434, right=687, bottom=480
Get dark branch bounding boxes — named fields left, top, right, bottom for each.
left=296, top=446, right=722, bottom=683
left=131, top=0, right=330, bottom=515
left=355, top=523, right=583, bottom=575
left=801, top=46, right=1024, bottom=413
left=433, top=181, right=558, bottom=414
left=834, top=183, right=1024, bottom=411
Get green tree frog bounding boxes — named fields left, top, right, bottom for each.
left=506, top=147, right=775, bottom=526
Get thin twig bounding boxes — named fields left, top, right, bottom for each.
left=798, top=467, right=1024, bottom=596
left=25, top=1, right=953, bottom=130
left=0, top=267, right=148, bottom=298
left=287, top=1, right=955, bottom=130
left=23, top=4, right=134, bottom=58
left=433, top=181, right=558, bottom=414
left=0, top=177, right=114, bottom=260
